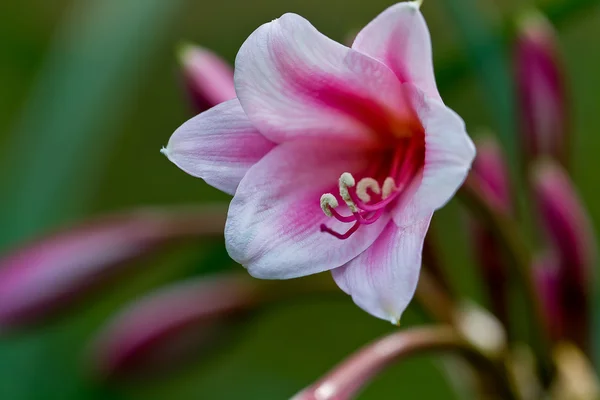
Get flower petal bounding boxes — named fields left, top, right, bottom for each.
left=394, top=84, right=475, bottom=227
left=234, top=13, right=412, bottom=145
left=332, top=216, right=432, bottom=323
left=163, top=98, right=275, bottom=195
left=352, top=2, right=440, bottom=99
left=225, top=141, right=390, bottom=279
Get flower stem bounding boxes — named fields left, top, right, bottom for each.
left=294, top=325, right=520, bottom=400
left=458, top=179, right=554, bottom=384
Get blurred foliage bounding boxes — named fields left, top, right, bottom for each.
left=1, top=0, right=600, bottom=399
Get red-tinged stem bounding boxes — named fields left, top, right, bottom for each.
left=294, top=326, right=519, bottom=400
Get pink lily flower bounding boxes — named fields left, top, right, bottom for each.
left=163, top=1, right=475, bottom=323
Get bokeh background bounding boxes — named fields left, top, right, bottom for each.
left=1, top=0, right=599, bottom=398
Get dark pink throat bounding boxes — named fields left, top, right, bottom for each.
left=320, top=135, right=425, bottom=240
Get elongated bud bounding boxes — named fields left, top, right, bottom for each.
left=515, top=11, right=568, bottom=166
left=531, top=159, right=596, bottom=348
left=89, top=274, right=258, bottom=379
left=471, top=136, right=511, bottom=213
left=0, top=206, right=227, bottom=331
left=469, top=136, right=511, bottom=326
left=178, top=43, right=236, bottom=113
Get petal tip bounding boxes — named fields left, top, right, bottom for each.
left=160, top=146, right=169, bottom=157
left=412, top=0, right=423, bottom=9
left=390, top=316, right=401, bottom=326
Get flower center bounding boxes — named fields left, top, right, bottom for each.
left=320, top=142, right=423, bottom=240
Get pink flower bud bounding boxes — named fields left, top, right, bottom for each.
left=471, top=136, right=511, bottom=213
left=178, top=43, right=236, bottom=113
left=515, top=11, right=568, bottom=166
left=531, top=159, right=596, bottom=348
left=0, top=206, right=227, bottom=331
left=469, top=137, right=511, bottom=325
left=89, top=274, right=258, bottom=379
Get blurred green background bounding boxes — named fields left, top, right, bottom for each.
left=1, top=0, right=599, bottom=398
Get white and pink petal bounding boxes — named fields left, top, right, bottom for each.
left=352, top=1, right=440, bottom=100
left=393, top=84, right=475, bottom=227
left=162, top=99, right=275, bottom=195
left=234, top=13, right=413, bottom=145
left=332, top=216, right=432, bottom=323
left=225, top=141, right=390, bottom=279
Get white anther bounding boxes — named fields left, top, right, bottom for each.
left=339, top=172, right=355, bottom=188
left=339, top=173, right=358, bottom=212
left=382, top=177, right=397, bottom=199
left=356, top=178, right=381, bottom=203
left=320, top=193, right=339, bottom=217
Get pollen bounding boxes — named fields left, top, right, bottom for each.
left=320, top=193, right=339, bottom=217
left=339, top=172, right=358, bottom=212
left=382, top=177, right=397, bottom=199
left=356, top=178, right=381, bottom=203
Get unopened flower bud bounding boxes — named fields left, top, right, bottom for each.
left=0, top=206, right=227, bottom=331
left=178, top=43, right=236, bottom=113
left=515, top=11, right=568, bottom=166
left=89, top=274, right=258, bottom=379
left=471, top=136, right=511, bottom=213
left=469, top=136, right=511, bottom=326
left=531, top=159, right=596, bottom=348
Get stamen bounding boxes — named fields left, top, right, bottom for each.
left=320, top=193, right=338, bottom=217
left=320, top=137, right=424, bottom=241
left=348, top=187, right=401, bottom=212
left=356, top=178, right=381, bottom=203
left=355, top=209, right=384, bottom=225
left=330, top=207, right=358, bottom=223
left=320, top=221, right=360, bottom=240
left=382, top=177, right=397, bottom=199
left=339, top=172, right=358, bottom=212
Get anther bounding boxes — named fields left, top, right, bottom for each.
left=382, top=177, right=397, bottom=199
left=356, top=178, right=381, bottom=203
left=339, top=172, right=358, bottom=212
left=320, top=193, right=339, bottom=217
